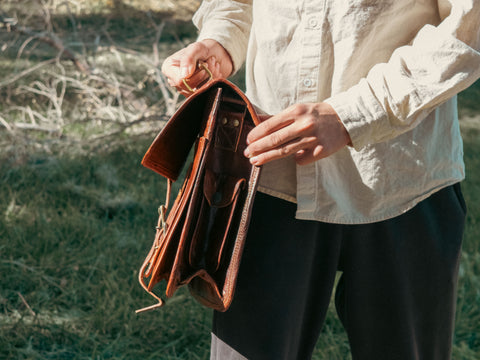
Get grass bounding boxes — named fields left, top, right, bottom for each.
left=0, top=140, right=212, bottom=359
left=1, top=93, right=479, bottom=360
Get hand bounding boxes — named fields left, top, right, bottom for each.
left=161, top=39, right=233, bottom=96
left=244, top=103, right=351, bottom=166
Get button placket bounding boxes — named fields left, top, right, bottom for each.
left=297, top=7, right=323, bottom=101
left=295, top=0, right=326, bottom=206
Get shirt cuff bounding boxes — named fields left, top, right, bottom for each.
left=194, top=21, right=249, bottom=75
left=324, top=79, right=389, bottom=150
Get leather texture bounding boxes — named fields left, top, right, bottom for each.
left=137, top=78, right=261, bottom=313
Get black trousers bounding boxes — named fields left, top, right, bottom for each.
left=212, top=184, right=466, bottom=360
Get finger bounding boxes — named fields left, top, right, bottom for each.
left=246, top=112, right=295, bottom=145
left=179, top=69, right=211, bottom=93
left=294, top=149, right=313, bottom=166
left=295, top=144, right=328, bottom=165
left=179, top=42, right=210, bottom=79
left=246, top=115, right=313, bottom=157
left=205, top=57, right=220, bottom=77
left=161, top=43, right=209, bottom=87
left=248, top=136, right=317, bottom=166
left=163, top=58, right=212, bottom=95
left=161, top=55, right=182, bottom=84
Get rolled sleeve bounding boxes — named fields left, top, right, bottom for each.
left=325, top=0, right=480, bottom=150
left=193, top=0, right=252, bottom=74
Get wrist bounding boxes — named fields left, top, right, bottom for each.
left=321, top=102, right=352, bottom=147
left=335, top=114, right=353, bottom=147
left=200, top=39, right=234, bottom=78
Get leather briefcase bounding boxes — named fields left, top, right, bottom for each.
left=136, top=74, right=262, bottom=313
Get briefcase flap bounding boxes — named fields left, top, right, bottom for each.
left=142, top=79, right=260, bottom=181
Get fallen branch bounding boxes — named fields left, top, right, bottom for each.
left=90, top=113, right=169, bottom=141
left=0, top=15, right=90, bottom=74
left=0, top=114, right=14, bottom=134
left=13, top=122, right=61, bottom=134
left=0, top=58, right=56, bottom=89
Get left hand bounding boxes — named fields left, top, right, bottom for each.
left=161, top=40, right=233, bottom=97
left=244, top=102, right=351, bottom=166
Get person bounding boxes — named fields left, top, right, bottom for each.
left=161, top=1, right=480, bottom=359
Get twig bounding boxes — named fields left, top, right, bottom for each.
left=90, top=113, right=169, bottom=141
left=0, top=114, right=15, bottom=135
left=18, top=82, right=64, bottom=123
left=13, top=122, right=61, bottom=133
left=16, top=35, right=36, bottom=60
left=0, top=58, right=56, bottom=89
left=26, top=105, right=38, bottom=125
left=1, top=17, right=90, bottom=73
left=147, top=15, right=166, bottom=67
left=153, top=67, right=179, bottom=116
left=10, top=106, right=50, bottom=124
left=17, top=292, right=36, bottom=317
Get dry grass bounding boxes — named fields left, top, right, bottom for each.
left=0, top=0, right=203, bottom=155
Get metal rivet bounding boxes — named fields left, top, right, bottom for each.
left=233, top=119, right=240, bottom=127
left=222, top=117, right=228, bottom=125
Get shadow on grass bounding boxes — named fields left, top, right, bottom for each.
left=0, top=138, right=211, bottom=359
left=1, top=121, right=479, bottom=359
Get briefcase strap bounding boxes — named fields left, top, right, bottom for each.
left=135, top=179, right=173, bottom=314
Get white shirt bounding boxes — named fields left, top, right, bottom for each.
left=193, top=0, right=480, bottom=224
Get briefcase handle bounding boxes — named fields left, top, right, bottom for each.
left=182, top=62, right=213, bottom=94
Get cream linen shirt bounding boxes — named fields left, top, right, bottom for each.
left=193, top=0, right=480, bottom=224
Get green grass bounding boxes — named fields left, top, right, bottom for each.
left=1, top=113, right=479, bottom=359
left=453, top=117, right=480, bottom=360
left=0, top=139, right=212, bottom=359
left=458, top=79, right=480, bottom=118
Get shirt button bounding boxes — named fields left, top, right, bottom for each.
left=303, top=78, right=314, bottom=87
left=308, top=17, right=319, bottom=29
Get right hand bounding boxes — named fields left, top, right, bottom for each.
left=161, top=39, right=233, bottom=96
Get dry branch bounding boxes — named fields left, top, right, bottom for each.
left=17, top=292, right=36, bottom=317
left=0, top=6, right=185, bottom=151
left=0, top=58, right=56, bottom=89
left=0, top=15, right=90, bottom=73
left=0, top=115, right=14, bottom=134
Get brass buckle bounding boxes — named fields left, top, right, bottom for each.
left=182, top=63, right=213, bottom=93
left=155, top=205, right=167, bottom=233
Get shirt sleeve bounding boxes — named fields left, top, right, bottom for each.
left=324, top=0, right=480, bottom=150
left=192, top=0, right=253, bottom=74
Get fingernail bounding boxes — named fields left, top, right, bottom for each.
left=250, top=156, right=258, bottom=165
left=244, top=148, right=250, bottom=158
left=181, top=66, right=189, bottom=78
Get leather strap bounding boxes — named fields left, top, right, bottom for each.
left=135, top=179, right=172, bottom=314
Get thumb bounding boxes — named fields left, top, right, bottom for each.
left=179, top=42, right=210, bottom=79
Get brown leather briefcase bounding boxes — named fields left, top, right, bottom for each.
left=136, top=76, right=261, bottom=313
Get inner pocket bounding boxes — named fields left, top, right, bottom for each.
left=189, top=169, right=246, bottom=273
